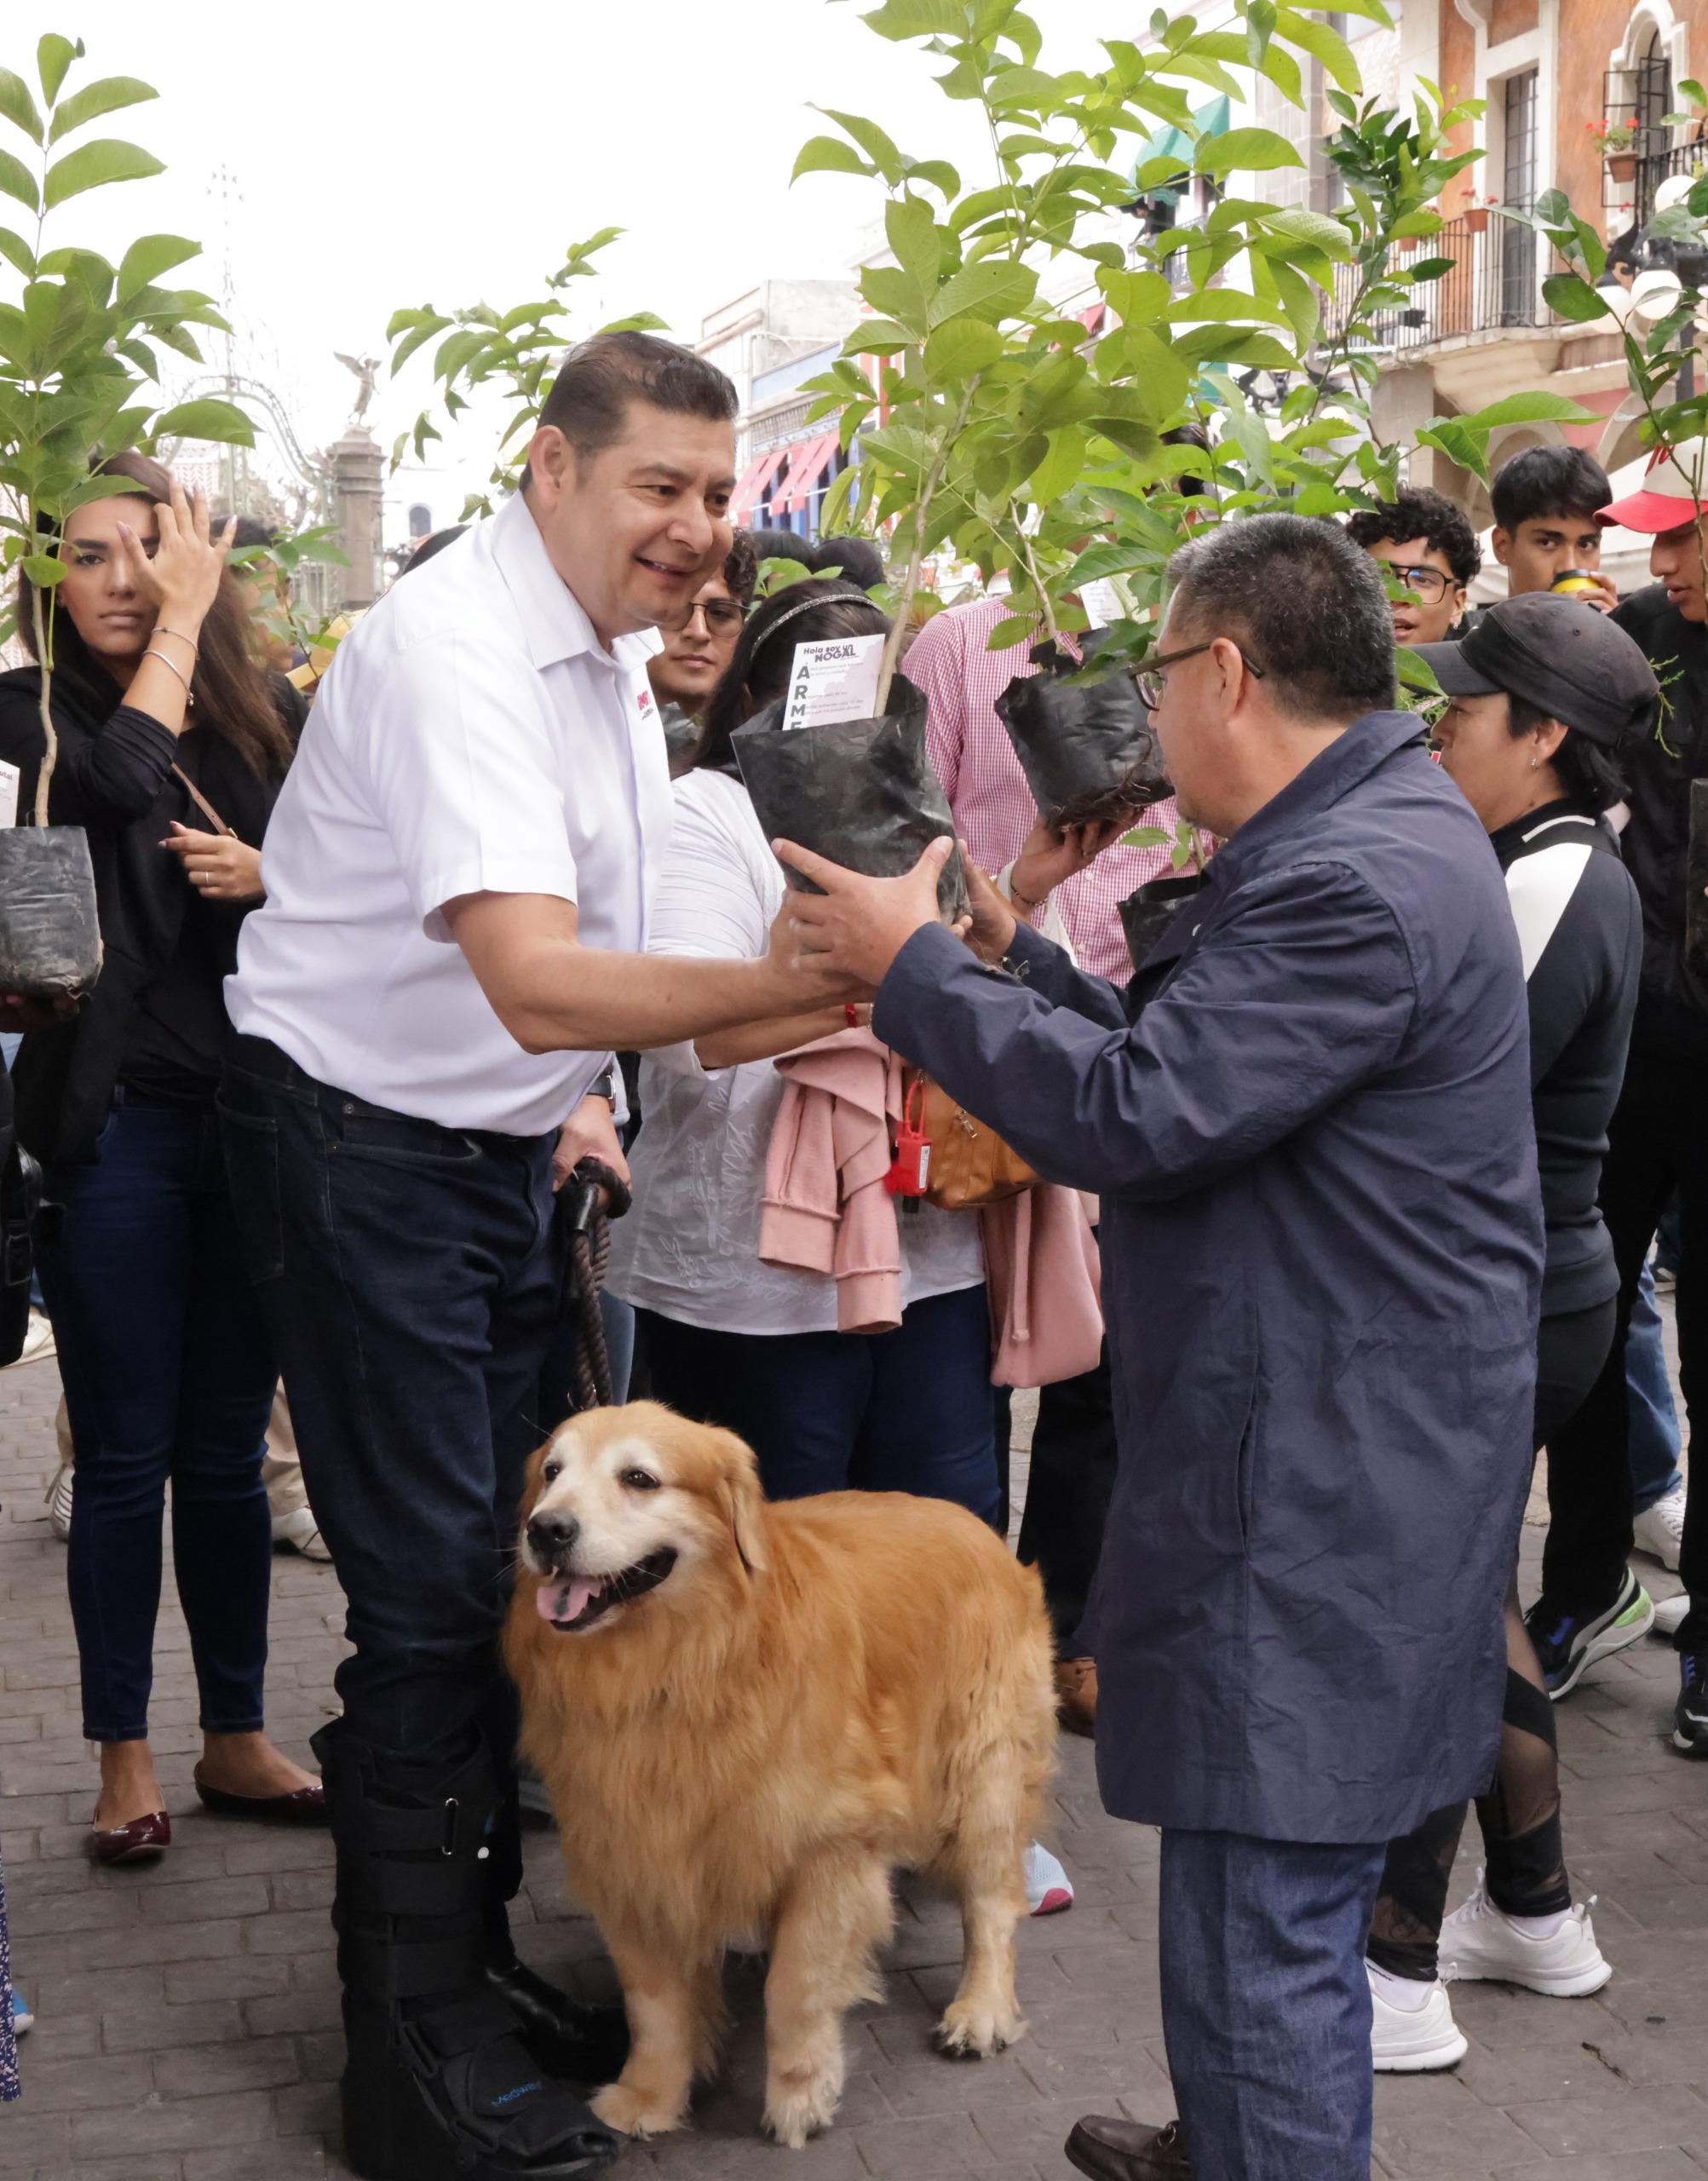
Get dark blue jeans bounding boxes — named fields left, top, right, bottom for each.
left=218, top=1035, right=561, bottom=1775
left=37, top=1093, right=277, bottom=1742
left=1159, top=1829, right=1388, bottom=2181
left=635, top=1283, right=1001, bottom=1526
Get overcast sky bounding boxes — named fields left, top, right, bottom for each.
left=9, top=1, right=1113, bottom=531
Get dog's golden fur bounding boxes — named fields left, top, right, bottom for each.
left=503, top=1401, right=1056, bottom=2147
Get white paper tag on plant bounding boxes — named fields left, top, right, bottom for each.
left=782, top=631, right=885, bottom=730
left=0, top=761, right=18, bottom=829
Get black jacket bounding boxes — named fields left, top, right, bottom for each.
left=1490, top=800, right=1642, bottom=1315
left=1609, top=585, right=1708, bottom=1059
left=0, top=668, right=300, bottom=1165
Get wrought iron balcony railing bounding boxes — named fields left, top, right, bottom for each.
left=1320, top=215, right=1555, bottom=355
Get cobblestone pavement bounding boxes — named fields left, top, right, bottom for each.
left=2, top=1349, right=1705, bottom=2181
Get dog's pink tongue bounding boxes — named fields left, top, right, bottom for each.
left=536, top=1575, right=601, bottom=1626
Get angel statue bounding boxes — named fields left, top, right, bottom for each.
left=336, top=352, right=381, bottom=426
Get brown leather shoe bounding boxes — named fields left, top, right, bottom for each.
left=1055, top=1654, right=1098, bottom=1737
left=1066, top=2115, right=1193, bottom=2181
left=90, top=1808, right=170, bottom=1866
left=193, top=1766, right=327, bottom=1825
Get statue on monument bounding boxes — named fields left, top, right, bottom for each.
left=335, top=351, right=381, bottom=428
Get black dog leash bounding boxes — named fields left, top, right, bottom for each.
left=558, top=1157, right=631, bottom=1411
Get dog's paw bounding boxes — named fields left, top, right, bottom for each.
left=590, top=2080, right=688, bottom=2138
left=762, top=2070, right=841, bottom=2149
left=934, top=2000, right=1027, bottom=2059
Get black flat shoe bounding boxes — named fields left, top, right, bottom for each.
left=1067, top=2115, right=1194, bottom=2181
left=193, top=1765, right=328, bottom=1824
left=486, top=1959, right=630, bottom=2086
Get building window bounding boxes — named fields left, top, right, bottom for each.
left=1500, top=71, right=1538, bottom=325
left=408, top=503, right=432, bottom=539
left=1634, top=28, right=1673, bottom=163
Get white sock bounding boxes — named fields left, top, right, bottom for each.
left=1366, top=1959, right=1436, bottom=2011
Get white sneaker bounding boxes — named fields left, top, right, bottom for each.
left=271, top=1506, right=332, bottom=1561
left=7, top=1309, right=55, bottom=1367
left=1653, top=1594, right=1689, bottom=1638
left=1024, top=1839, right=1073, bottom=1916
left=1367, top=1962, right=1466, bottom=2071
left=43, top=1461, right=72, bottom=1541
left=1633, top=1482, right=1687, bottom=1572
left=1440, top=1871, right=1611, bottom=1997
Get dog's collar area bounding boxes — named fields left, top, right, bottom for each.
left=535, top=1546, right=679, bottom=1632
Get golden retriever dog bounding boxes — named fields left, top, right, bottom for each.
left=503, top=1401, right=1056, bottom=2149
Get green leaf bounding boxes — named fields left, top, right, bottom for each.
left=927, top=258, right=1037, bottom=327
left=0, top=144, right=38, bottom=212
left=1194, top=127, right=1304, bottom=178
left=43, top=137, right=164, bottom=209
left=1677, top=78, right=1705, bottom=106
left=37, top=33, right=83, bottom=105
left=819, top=107, right=905, bottom=186
left=791, top=134, right=873, bottom=184
left=20, top=551, right=64, bottom=586
left=859, top=0, right=964, bottom=37
left=1162, top=287, right=1291, bottom=328
left=1541, top=273, right=1610, bottom=324
left=0, top=224, right=33, bottom=277
left=116, top=232, right=198, bottom=300
left=885, top=195, right=941, bottom=284
left=150, top=397, right=255, bottom=447
left=1272, top=9, right=1361, bottom=92
left=48, top=74, right=155, bottom=143
left=1395, top=644, right=1442, bottom=697
left=1456, top=390, right=1601, bottom=429
left=923, top=317, right=1005, bottom=383
left=0, top=67, right=43, bottom=145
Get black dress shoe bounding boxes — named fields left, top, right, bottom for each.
left=1067, top=2115, right=1194, bottom=2181
left=485, top=1958, right=630, bottom=2086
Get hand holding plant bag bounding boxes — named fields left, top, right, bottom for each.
left=997, top=636, right=1172, bottom=832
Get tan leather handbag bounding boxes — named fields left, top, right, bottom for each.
left=909, top=1071, right=1038, bottom=1211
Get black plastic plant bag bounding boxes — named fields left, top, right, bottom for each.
left=1119, top=872, right=1205, bottom=978
left=0, top=828, right=101, bottom=998
left=997, top=636, right=1172, bottom=831
left=733, top=672, right=969, bottom=923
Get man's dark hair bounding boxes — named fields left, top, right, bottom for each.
left=531, top=329, right=737, bottom=474
left=695, top=578, right=889, bottom=774
left=1508, top=691, right=1627, bottom=812
left=227, top=514, right=279, bottom=552
left=1167, top=513, right=1396, bottom=722
left=1491, top=446, right=1612, bottom=533
left=1345, top=488, right=1481, bottom=586
left=723, top=528, right=759, bottom=608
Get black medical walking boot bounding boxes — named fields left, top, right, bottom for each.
left=315, top=1720, right=622, bottom=2181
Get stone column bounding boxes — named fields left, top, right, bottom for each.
left=331, top=426, right=384, bottom=609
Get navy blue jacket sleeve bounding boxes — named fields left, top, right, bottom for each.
left=872, top=858, right=1418, bottom=1201
left=999, top=915, right=1130, bottom=1030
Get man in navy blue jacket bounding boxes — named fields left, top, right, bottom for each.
left=779, top=515, right=1544, bottom=2181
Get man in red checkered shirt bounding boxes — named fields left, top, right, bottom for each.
left=909, top=590, right=1186, bottom=1738
left=908, top=592, right=1184, bottom=981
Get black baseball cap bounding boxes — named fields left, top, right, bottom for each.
left=1412, top=593, right=1659, bottom=747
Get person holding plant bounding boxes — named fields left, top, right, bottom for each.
left=1363, top=594, right=1653, bottom=2070
left=773, top=515, right=1543, bottom=2181
left=0, top=453, right=323, bottom=1868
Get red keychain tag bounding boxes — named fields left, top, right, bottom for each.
left=886, top=1077, right=932, bottom=1199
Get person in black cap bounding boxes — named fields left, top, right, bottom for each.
left=1361, top=594, right=1653, bottom=2070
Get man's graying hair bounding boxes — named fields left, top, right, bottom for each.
left=1166, top=514, right=1397, bottom=722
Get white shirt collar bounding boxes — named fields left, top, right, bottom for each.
left=490, top=491, right=661, bottom=674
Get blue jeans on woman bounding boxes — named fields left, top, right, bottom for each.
left=635, top=1284, right=1002, bottom=1527
left=37, top=1092, right=277, bottom=1742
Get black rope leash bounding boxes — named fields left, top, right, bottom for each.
left=560, top=1157, right=631, bottom=1412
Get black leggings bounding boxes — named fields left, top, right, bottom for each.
left=1368, top=1297, right=1616, bottom=1980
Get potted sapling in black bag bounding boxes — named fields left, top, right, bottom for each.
left=996, top=632, right=1173, bottom=832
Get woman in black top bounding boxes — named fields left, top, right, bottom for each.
left=1364, top=596, right=1653, bottom=2066
left=0, top=453, right=321, bottom=1864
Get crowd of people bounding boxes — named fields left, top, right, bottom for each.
left=0, top=328, right=1703, bottom=2181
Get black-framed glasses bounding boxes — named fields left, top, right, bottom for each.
left=1136, top=640, right=1266, bottom=710
left=1373, top=560, right=1451, bottom=604
left=687, top=597, right=746, bottom=631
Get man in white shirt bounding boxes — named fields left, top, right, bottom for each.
left=221, top=331, right=848, bottom=2181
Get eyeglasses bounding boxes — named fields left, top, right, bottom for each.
left=1374, top=560, right=1452, bottom=604
left=1136, top=640, right=1266, bottom=710
left=687, top=597, right=745, bottom=632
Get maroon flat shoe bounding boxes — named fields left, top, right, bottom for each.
left=90, top=1808, right=170, bottom=1866
left=193, top=1765, right=327, bottom=1825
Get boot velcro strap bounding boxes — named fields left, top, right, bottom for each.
left=339, top=1853, right=484, bottom=1919
left=340, top=1927, right=487, bottom=2003
left=401, top=1991, right=523, bottom=2063
left=326, top=1793, right=488, bottom=1859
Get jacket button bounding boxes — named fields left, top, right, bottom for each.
left=342, top=1102, right=356, bottom=1114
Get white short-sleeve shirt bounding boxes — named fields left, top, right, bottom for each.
left=227, top=493, right=671, bottom=1137
left=606, top=768, right=985, bottom=1334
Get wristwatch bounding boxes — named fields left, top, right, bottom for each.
left=588, top=1069, right=616, bottom=1104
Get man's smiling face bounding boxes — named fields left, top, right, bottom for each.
left=525, top=401, right=736, bottom=650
